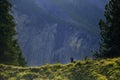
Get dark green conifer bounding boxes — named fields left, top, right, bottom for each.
left=94, top=0, right=120, bottom=58
left=0, top=0, right=26, bottom=66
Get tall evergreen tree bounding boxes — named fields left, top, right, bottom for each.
left=94, top=0, right=120, bottom=58
left=0, top=0, right=26, bottom=66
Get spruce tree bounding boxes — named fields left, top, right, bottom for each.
left=94, top=0, right=120, bottom=58
left=0, top=0, right=26, bottom=66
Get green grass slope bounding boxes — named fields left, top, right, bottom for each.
left=0, top=58, right=120, bottom=80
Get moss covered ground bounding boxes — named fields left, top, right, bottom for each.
left=0, top=57, right=120, bottom=80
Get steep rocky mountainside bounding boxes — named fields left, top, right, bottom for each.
left=10, top=0, right=107, bottom=65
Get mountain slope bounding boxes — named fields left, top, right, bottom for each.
left=0, top=57, right=120, bottom=80
left=10, top=0, right=108, bottom=65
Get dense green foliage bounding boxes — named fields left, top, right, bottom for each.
left=0, top=57, right=120, bottom=80
left=0, top=0, right=26, bottom=66
left=94, top=0, right=120, bottom=58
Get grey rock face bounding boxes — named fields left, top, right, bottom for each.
left=10, top=0, right=107, bottom=66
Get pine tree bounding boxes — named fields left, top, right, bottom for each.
left=0, top=0, right=26, bottom=66
left=94, top=0, right=120, bottom=58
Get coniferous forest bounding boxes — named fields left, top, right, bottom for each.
left=0, top=0, right=120, bottom=80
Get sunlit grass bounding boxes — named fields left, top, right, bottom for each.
left=0, top=57, right=120, bottom=80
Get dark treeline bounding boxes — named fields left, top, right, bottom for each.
left=0, top=0, right=26, bottom=66
left=94, top=0, right=120, bottom=59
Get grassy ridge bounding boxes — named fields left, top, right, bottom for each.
left=0, top=58, right=120, bottom=80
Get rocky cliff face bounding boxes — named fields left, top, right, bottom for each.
left=10, top=0, right=107, bottom=66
